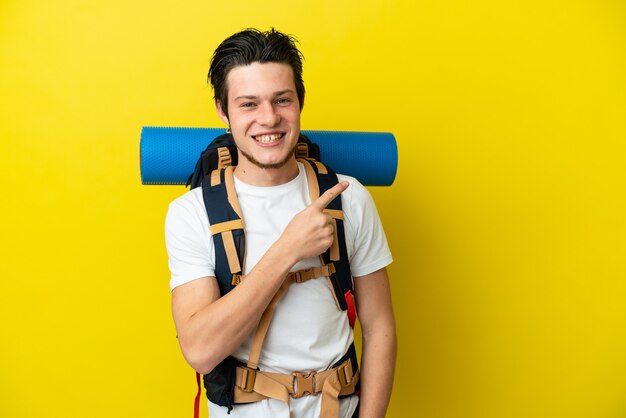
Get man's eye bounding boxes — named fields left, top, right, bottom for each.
left=241, top=102, right=256, bottom=108
left=275, top=98, right=290, bottom=105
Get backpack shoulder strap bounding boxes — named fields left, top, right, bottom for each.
left=298, top=158, right=357, bottom=327
left=201, top=165, right=246, bottom=296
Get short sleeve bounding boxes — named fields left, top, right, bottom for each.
left=340, top=176, right=393, bottom=277
left=165, top=194, right=215, bottom=291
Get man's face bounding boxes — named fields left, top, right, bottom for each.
left=217, top=62, right=301, bottom=172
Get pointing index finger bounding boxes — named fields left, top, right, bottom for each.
left=312, top=181, right=349, bottom=210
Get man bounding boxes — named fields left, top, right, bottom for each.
left=165, top=28, right=396, bottom=418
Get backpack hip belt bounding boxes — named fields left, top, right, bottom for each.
left=234, top=357, right=359, bottom=418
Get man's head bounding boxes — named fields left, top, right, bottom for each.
left=208, top=28, right=305, bottom=118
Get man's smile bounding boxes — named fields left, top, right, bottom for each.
left=252, top=133, right=285, bottom=144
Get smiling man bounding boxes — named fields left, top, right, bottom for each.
left=165, top=28, right=396, bottom=418
left=217, top=61, right=301, bottom=182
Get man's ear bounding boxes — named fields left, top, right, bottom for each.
left=215, top=100, right=229, bottom=126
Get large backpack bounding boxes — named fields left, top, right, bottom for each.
left=187, top=133, right=359, bottom=416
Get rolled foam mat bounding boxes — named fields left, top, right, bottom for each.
left=140, top=127, right=398, bottom=186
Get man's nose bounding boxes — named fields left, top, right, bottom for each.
left=258, top=102, right=281, bottom=126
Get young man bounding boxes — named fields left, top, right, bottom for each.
left=165, top=28, right=396, bottom=418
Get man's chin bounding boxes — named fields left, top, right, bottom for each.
left=240, top=145, right=297, bottom=170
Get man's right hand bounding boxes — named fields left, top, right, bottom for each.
left=279, top=181, right=349, bottom=262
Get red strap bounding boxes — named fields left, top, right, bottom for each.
left=194, top=372, right=201, bottom=418
left=344, top=290, right=356, bottom=328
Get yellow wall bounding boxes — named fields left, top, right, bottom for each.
left=1, top=1, right=625, bottom=417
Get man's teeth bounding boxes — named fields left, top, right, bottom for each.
left=255, top=134, right=282, bottom=143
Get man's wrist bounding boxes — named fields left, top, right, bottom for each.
left=268, top=237, right=300, bottom=273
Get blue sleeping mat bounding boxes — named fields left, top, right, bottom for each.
left=140, top=127, right=398, bottom=186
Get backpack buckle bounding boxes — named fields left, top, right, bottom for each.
left=336, top=360, right=353, bottom=388
left=293, top=267, right=313, bottom=283
left=292, top=371, right=316, bottom=398
left=238, top=366, right=257, bottom=393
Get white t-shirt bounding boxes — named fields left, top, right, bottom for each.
left=165, top=162, right=392, bottom=418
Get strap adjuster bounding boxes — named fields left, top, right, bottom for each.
left=232, top=274, right=242, bottom=286
left=238, top=366, right=257, bottom=393
left=292, top=371, right=316, bottom=398
left=326, top=263, right=336, bottom=276
left=336, top=360, right=353, bottom=388
left=295, top=143, right=309, bottom=159
left=293, top=268, right=312, bottom=283
left=217, top=147, right=232, bottom=168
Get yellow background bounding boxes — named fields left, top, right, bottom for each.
left=1, top=1, right=625, bottom=417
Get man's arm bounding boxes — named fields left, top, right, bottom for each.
left=171, top=244, right=292, bottom=374
left=354, top=267, right=396, bottom=418
left=171, top=181, right=350, bottom=374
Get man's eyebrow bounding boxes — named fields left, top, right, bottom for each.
left=273, top=89, right=295, bottom=97
left=233, top=95, right=258, bottom=101
left=233, top=90, right=295, bottom=101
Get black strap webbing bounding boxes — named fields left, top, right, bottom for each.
left=201, top=168, right=245, bottom=295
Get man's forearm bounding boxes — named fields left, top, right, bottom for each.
left=173, top=239, right=297, bottom=373
left=358, top=329, right=397, bottom=418
left=353, top=268, right=396, bottom=418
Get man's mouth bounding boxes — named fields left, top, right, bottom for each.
left=252, top=133, right=284, bottom=144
